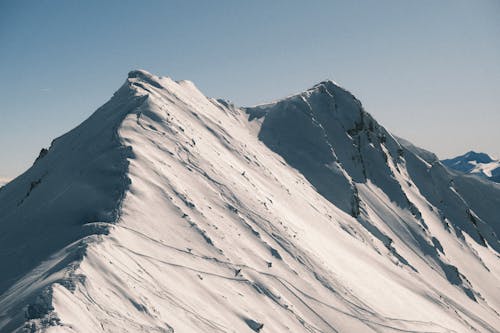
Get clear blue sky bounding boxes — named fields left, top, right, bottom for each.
left=1, top=0, right=499, bottom=180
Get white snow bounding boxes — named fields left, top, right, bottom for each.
left=0, top=70, right=499, bottom=332
left=471, top=161, right=499, bottom=178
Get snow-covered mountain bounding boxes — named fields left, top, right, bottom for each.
left=442, top=151, right=500, bottom=183
left=1, top=70, right=499, bottom=333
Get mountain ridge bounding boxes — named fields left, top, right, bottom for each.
left=0, top=70, right=499, bottom=333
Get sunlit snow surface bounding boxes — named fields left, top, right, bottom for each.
left=0, top=70, right=499, bottom=332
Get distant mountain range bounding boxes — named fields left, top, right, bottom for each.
left=442, top=151, right=500, bottom=183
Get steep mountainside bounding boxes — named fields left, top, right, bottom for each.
left=0, top=70, right=499, bottom=333
left=442, top=151, right=500, bottom=183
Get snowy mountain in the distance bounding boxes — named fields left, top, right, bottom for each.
left=442, top=151, right=500, bottom=183
left=0, top=70, right=499, bottom=333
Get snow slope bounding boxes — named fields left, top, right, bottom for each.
left=442, top=151, right=500, bottom=183
left=0, top=70, right=499, bottom=333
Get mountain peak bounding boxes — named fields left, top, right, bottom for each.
left=304, top=79, right=352, bottom=99
left=443, top=151, right=494, bottom=165
left=246, top=79, right=361, bottom=117
left=442, top=151, right=499, bottom=182
left=463, top=150, right=493, bottom=163
left=126, top=69, right=205, bottom=100
left=310, top=79, right=342, bottom=91
left=127, top=69, right=166, bottom=91
left=127, top=69, right=154, bottom=79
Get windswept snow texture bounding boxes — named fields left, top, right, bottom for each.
left=442, top=151, right=500, bottom=183
left=1, top=70, right=500, bottom=333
